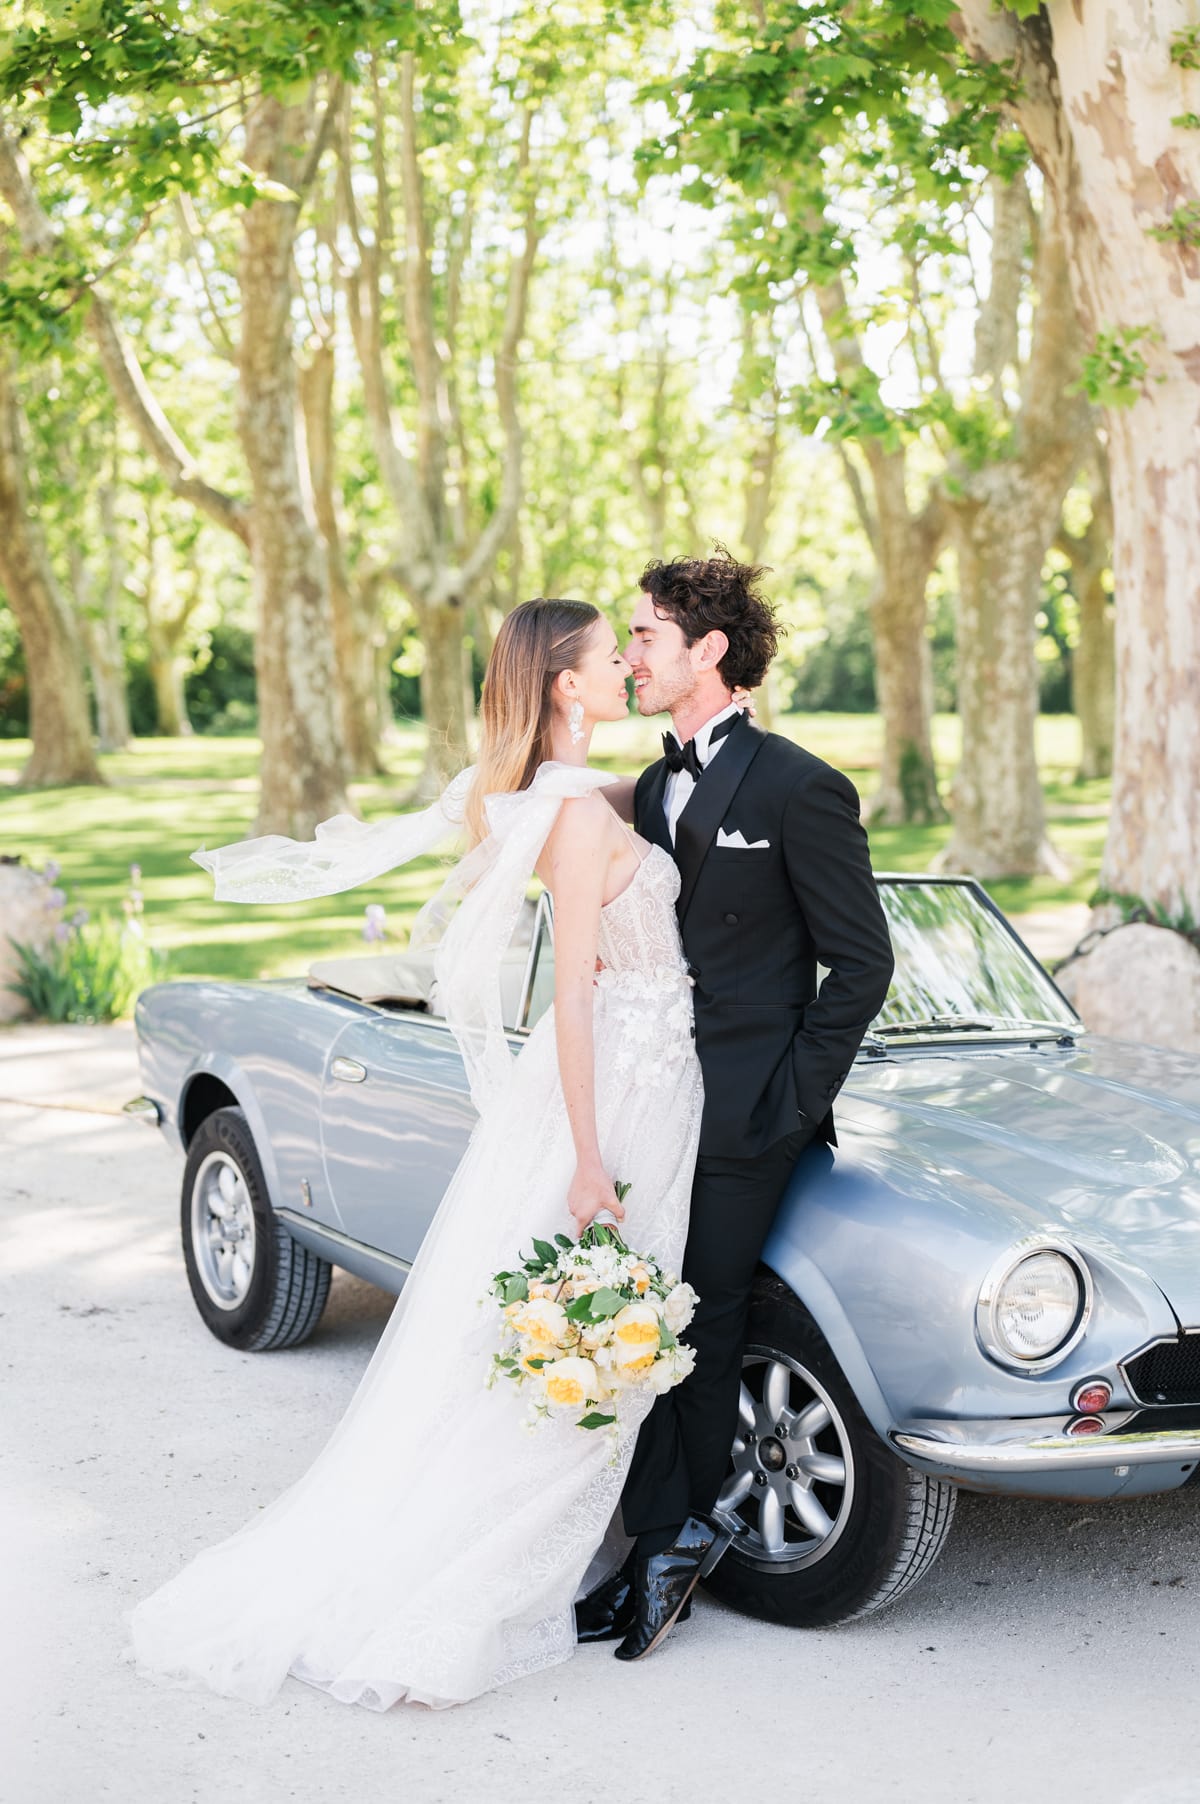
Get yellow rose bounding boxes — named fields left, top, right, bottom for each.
left=628, top=1263, right=652, bottom=1295
left=613, top=1303, right=662, bottom=1377
left=513, top=1297, right=569, bottom=1347
left=542, top=1355, right=602, bottom=1410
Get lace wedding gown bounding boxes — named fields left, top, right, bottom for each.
left=128, top=781, right=702, bottom=1712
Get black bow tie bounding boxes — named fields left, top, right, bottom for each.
left=662, top=711, right=738, bottom=779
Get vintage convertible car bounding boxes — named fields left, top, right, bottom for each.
left=128, top=875, right=1200, bottom=1628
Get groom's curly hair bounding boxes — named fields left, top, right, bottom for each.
left=638, top=545, right=782, bottom=690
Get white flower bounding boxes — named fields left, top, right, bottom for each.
left=542, top=1355, right=603, bottom=1410
left=663, top=1282, right=699, bottom=1334
left=612, top=1302, right=662, bottom=1378
left=512, top=1297, right=569, bottom=1348
left=648, top=1344, right=697, bottom=1395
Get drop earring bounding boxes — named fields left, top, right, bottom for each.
left=568, top=700, right=585, bottom=745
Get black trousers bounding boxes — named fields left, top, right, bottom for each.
left=620, top=1124, right=815, bottom=1541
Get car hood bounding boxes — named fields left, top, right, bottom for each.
left=840, top=1032, right=1200, bottom=1323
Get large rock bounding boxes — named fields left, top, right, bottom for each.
left=1056, top=922, right=1200, bottom=1054
left=0, top=858, right=57, bottom=1024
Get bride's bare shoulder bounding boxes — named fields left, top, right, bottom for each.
left=542, top=791, right=620, bottom=865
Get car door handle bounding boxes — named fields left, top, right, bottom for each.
left=330, top=1056, right=367, bottom=1083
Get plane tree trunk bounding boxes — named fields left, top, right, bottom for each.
left=0, top=359, right=103, bottom=787
left=955, top=2, right=1200, bottom=937
left=238, top=92, right=349, bottom=835
left=938, top=175, right=1089, bottom=877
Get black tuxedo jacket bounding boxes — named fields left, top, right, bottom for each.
left=635, top=712, right=895, bottom=1158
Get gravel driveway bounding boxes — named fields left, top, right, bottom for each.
left=3, top=1024, right=1199, bottom=1804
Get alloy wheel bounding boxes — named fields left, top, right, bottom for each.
left=190, top=1150, right=258, bottom=1310
left=714, top=1346, right=855, bottom=1571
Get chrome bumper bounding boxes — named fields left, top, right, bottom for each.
left=123, top=1095, right=162, bottom=1127
left=894, top=1426, right=1200, bottom=1475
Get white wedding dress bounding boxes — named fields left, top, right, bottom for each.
left=128, top=766, right=703, bottom=1710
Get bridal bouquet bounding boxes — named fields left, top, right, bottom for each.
left=487, top=1185, right=698, bottom=1433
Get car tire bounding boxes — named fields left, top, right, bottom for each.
left=702, top=1270, right=956, bottom=1627
left=181, top=1106, right=331, bottom=1351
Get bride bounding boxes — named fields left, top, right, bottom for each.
left=128, top=598, right=708, bottom=1710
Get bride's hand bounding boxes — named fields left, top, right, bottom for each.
left=731, top=686, right=757, bottom=715
left=567, top=1160, right=626, bottom=1235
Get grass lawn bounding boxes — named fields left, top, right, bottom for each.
left=0, top=713, right=1107, bottom=995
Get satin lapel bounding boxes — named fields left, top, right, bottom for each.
left=637, top=759, right=673, bottom=855
left=674, top=713, right=766, bottom=924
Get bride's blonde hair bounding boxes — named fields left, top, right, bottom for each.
left=465, top=598, right=600, bottom=845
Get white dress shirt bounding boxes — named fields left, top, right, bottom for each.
left=664, top=702, right=743, bottom=845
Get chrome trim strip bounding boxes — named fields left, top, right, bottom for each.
left=894, top=1426, right=1200, bottom=1474
left=515, top=890, right=554, bottom=1033
left=275, top=1209, right=414, bottom=1277
left=1118, top=1328, right=1200, bottom=1408
left=123, top=1095, right=162, bottom=1126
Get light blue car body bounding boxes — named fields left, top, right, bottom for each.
left=134, top=877, right=1200, bottom=1505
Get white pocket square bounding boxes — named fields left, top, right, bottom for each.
left=716, top=828, right=770, bottom=850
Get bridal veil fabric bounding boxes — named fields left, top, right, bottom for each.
left=129, top=764, right=704, bottom=1708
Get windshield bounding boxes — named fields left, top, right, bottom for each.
left=873, top=880, right=1076, bottom=1036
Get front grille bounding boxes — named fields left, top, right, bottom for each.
left=1122, top=1332, right=1200, bottom=1406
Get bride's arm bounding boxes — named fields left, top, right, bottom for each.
left=540, top=797, right=626, bottom=1234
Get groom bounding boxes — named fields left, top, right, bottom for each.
left=585, top=547, right=895, bottom=1661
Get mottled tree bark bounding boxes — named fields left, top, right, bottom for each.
left=340, top=67, right=538, bottom=799
left=812, top=278, right=945, bottom=824
left=139, top=521, right=195, bottom=737
left=1058, top=461, right=1114, bottom=782
left=864, top=466, right=944, bottom=824
left=239, top=93, right=348, bottom=835
left=939, top=178, right=1088, bottom=877
left=945, top=469, right=1062, bottom=876
left=954, top=0, right=1200, bottom=916
left=0, top=360, right=103, bottom=786
left=1, top=116, right=353, bottom=830
left=71, top=489, right=131, bottom=753
left=298, top=340, right=382, bottom=775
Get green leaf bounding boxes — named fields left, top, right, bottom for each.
left=502, top=1275, right=528, bottom=1306
left=658, top=1320, right=678, bottom=1351
left=47, top=93, right=81, bottom=136
left=531, top=1237, right=559, bottom=1268
left=585, top=1287, right=626, bottom=1319
left=578, top=1412, right=617, bottom=1431
left=554, top=1232, right=574, bottom=1248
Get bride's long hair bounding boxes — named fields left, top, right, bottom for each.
left=465, top=597, right=600, bottom=845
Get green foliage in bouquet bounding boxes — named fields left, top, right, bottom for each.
left=488, top=1184, right=699, bottom=1434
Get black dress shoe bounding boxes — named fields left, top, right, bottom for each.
left=576, top=1554, right=692, bottom=1644
left=613, top=1515, right=717, bottom=1663
left=575, top=1554, right=635, bottom=1644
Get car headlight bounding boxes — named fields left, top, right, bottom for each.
left=976, top=1242, right=1092, bottom=1371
